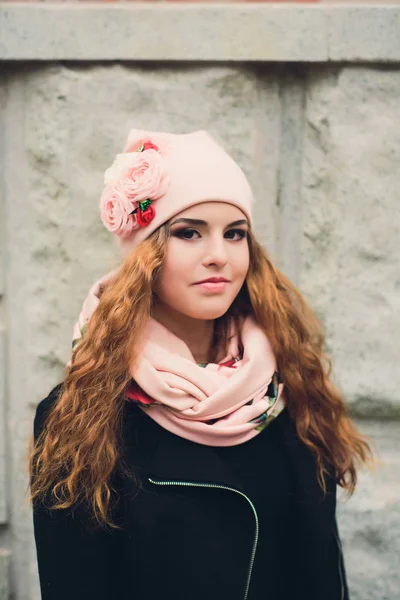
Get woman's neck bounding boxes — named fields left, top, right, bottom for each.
left=151, top=304, right=215, bottom=364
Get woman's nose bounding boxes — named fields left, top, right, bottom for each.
left=203, top=237, right=229, bottom=264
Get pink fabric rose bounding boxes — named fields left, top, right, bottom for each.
left=104, top=150, right=169, bottom=202
left=99, top=184, right=137, bottom=238
left=120, top=149, right=170, bottom=202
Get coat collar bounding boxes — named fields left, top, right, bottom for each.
left=122, top=403, right=245, bottom=492
left=125, top=403, right=318, bottom=495
left=147, top=419, right=246, bottom=492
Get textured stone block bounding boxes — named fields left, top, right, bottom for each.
left=301, top=66, right=400, bottom=417
left=0, top=549, right=10, bottom=600
left=0, top=5, right=327, bottom=61
left=337, top=419, right=400, bottom=600
left=0, top=329, right=6, bottom=524
left=2, top=5, right=400, bottom=63
left=0, top=80, right=6, bottom=526
left=329, top=6, right=400, bottom=62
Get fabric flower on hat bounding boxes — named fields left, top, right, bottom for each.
left=99, top=184, right=137, bottom=238
left=100, top=139, right=170, bottom=237
left=124, top=132, right=171, bottom=156
left=116, top=149, right=169, bottom=202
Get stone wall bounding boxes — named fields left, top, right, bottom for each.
left=1, top=4, right=399, bottom=599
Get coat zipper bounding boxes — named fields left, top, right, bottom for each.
left=333, top=528, right=345, bottom=600
left=148, top=478, right=259, bottom=600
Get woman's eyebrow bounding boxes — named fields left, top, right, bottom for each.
left=170, top=218, right=248, bottom=227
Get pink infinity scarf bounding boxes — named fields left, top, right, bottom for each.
left=69, top=270, right=286, bottom=446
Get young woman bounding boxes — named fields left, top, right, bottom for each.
left=29, top=129, right=372, bottom=600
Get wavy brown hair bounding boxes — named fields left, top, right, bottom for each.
left=27, top=222, right=374, bottom=529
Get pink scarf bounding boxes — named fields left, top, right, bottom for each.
left=69, top=270, right=286, bottom=446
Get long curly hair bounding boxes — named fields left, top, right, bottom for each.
left=27, top=223, right=374, bottom=529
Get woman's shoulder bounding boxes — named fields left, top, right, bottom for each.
left=37, top=383, right=64, bottom=408
left=34, top=383, right=65, bottom=439
left=33, top=382, right=145, bottom=439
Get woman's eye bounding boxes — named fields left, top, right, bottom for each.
left=175, top=228, right=199, bottom=240
left=226, top=229, right=246, bottom=241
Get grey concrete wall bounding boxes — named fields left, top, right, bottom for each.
left=2, top=4, right=400, bottom=62
left=301, top=65, right=400, bottom=417
left=1, top=4, right=399, bottom=600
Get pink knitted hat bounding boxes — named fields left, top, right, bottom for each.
left=99, top=129, right=254, bottom=256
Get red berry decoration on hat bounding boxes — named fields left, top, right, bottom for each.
left=130, top=199, right=156, bottom=227
left=137, top=141, right=159, bottom=153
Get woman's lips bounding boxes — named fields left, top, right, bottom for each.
left=195, top=281, right=228, bottom=292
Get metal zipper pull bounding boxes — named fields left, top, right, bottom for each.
left=148, top=478, right=259, bottom=600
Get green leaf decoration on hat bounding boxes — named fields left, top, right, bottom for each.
left=140, top=199, right=152, bottom=210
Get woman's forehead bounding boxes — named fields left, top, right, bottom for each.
left=171, top=202, right=249, bottom=225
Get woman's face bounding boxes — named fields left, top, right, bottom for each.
left=153, top=201, right=250, bottom=321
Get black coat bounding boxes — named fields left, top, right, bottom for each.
left=32, top=383, right=350, bottom=600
